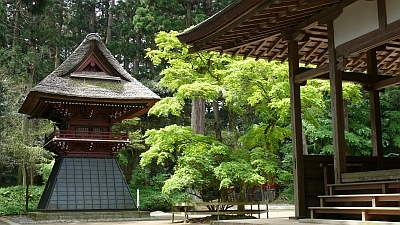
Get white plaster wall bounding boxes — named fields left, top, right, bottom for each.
left=334, top=1, right=379, bottom=47
left=386, top=0, right=400, bottom=24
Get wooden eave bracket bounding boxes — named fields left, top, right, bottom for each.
left=295, top=57, right=346, bottom=83
left=318, top=9, right=343, bottom=25
left=281, top=28, right=305, bottom=42
left=295, top=64, right=330, bottom=83
left=291, top=0, right=357, bottom=33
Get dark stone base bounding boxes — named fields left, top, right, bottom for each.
left=27, top=211, right=150, bottom=221
left=38, top=157, right=136, bottom=210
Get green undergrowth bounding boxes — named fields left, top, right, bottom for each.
left=276, top=183, right=295, bottom=204
left=0, top=185, right=44, bottom=216
left=129, top=185, right=190, bottom=212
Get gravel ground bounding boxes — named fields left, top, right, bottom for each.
left=5, top=216, right=157, bottom=224
left=2, top=204, right=295, bottom=225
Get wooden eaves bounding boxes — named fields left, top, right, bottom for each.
left=177, top=0, right=400, bottom=84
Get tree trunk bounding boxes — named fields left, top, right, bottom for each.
left=212, top=101, right=222, bottom=141
left=25, top=164, right=29, bottom=212
left=105, top=0, right=115, bottom=44
left=191, top=98, right=205, bottom=134
left=133, top=34, right=140, bottom=74
left=204, top=0, right=213, bottom=16
left=55, top=0, right=64, bottom=68
left=238, top=183, right=248, bottom=211
left=302, top=126, right=308, bottom=155
left=124, top=37, right=130, bottom=71
left=185, top=1, right=193, bottom=27
left=343, top=100, right=350, bottom=155
left=228, top=107, right=235, bottom=132
left=89, top=0, right=96, bottom=33
left=12, top=2, right=20, bottom=47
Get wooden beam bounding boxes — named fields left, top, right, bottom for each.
left=296, top=64, right=329, bottom=83
left=328, top=21, right=346, bottom=184
left=295, top=61, right=346, bottom=83
left=317, top=72, right=394, bottom=85
left=287, top=32, right=306, bottom=218
left=377, top=0, right=387, bottom=31
left=336, top=19, right=400, bottom=57
left=375, top=75, right=400, bottom=90
left=291, top=0, right=358, bottom=33
left=367, top=49, right=384, bottom=170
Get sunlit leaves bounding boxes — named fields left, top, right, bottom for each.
left=148, top=97, right=184, bottom=117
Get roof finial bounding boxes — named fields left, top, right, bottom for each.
left=86, top=33, right=101, bottom=41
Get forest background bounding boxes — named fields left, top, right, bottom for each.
left=1, top=0, right=400, bottom=215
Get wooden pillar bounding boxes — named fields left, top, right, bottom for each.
left=287, top=33, right=306, bottom=218
left=366, top=49, right=384, bottom=170
left=327, top=21, right=346, bottom=184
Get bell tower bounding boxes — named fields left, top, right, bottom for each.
left=19, top=34, right=160, bottom=211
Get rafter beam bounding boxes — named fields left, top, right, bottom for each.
left=305, top=41, right=324, bottom=60
left=296, top=64, right=397, bottom=85
left=385, top=52, right=400, bottom=69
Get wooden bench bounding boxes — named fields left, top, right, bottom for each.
left=327, top=180, right=400, bottom=195
left=309, top=206, right=400, bottom=221
left=171, top=201, right=266, bottom=223
left=318, top=193, right=400, bottom=207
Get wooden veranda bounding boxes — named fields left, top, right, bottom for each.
left=177, top=0, right=400, bottom=222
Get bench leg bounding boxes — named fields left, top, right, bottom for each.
left=362, top=210, right=366, bottom=221
left=217, top=205, right=220, bottom=221
left=311, top=209, right=314, bottom=220
left=184, top=206, right=188, bottom=223
left=382, top=184, right=388, bottom=194
left=172, top=206, right=174, bottom=223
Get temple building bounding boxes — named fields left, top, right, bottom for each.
left=19, top=33, right=160, bottom=211
left=178, top=0, right=400, bottom=222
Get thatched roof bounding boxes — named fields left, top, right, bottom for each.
left=19, top=34, right=160, bottom=117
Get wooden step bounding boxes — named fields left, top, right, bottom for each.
left=309, top=206, right=400, bottom=221
left=319, top=193, right=400, bottom=207
left=327, top=180, right=400, bottom=195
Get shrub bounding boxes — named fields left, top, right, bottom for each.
left=139, top=194, right=172, bottom=212
left=277, top=183, right=294, bottom=204
left=129, top=184, right=191, bottom=212
left=0, top=185, right=44, bottom=216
